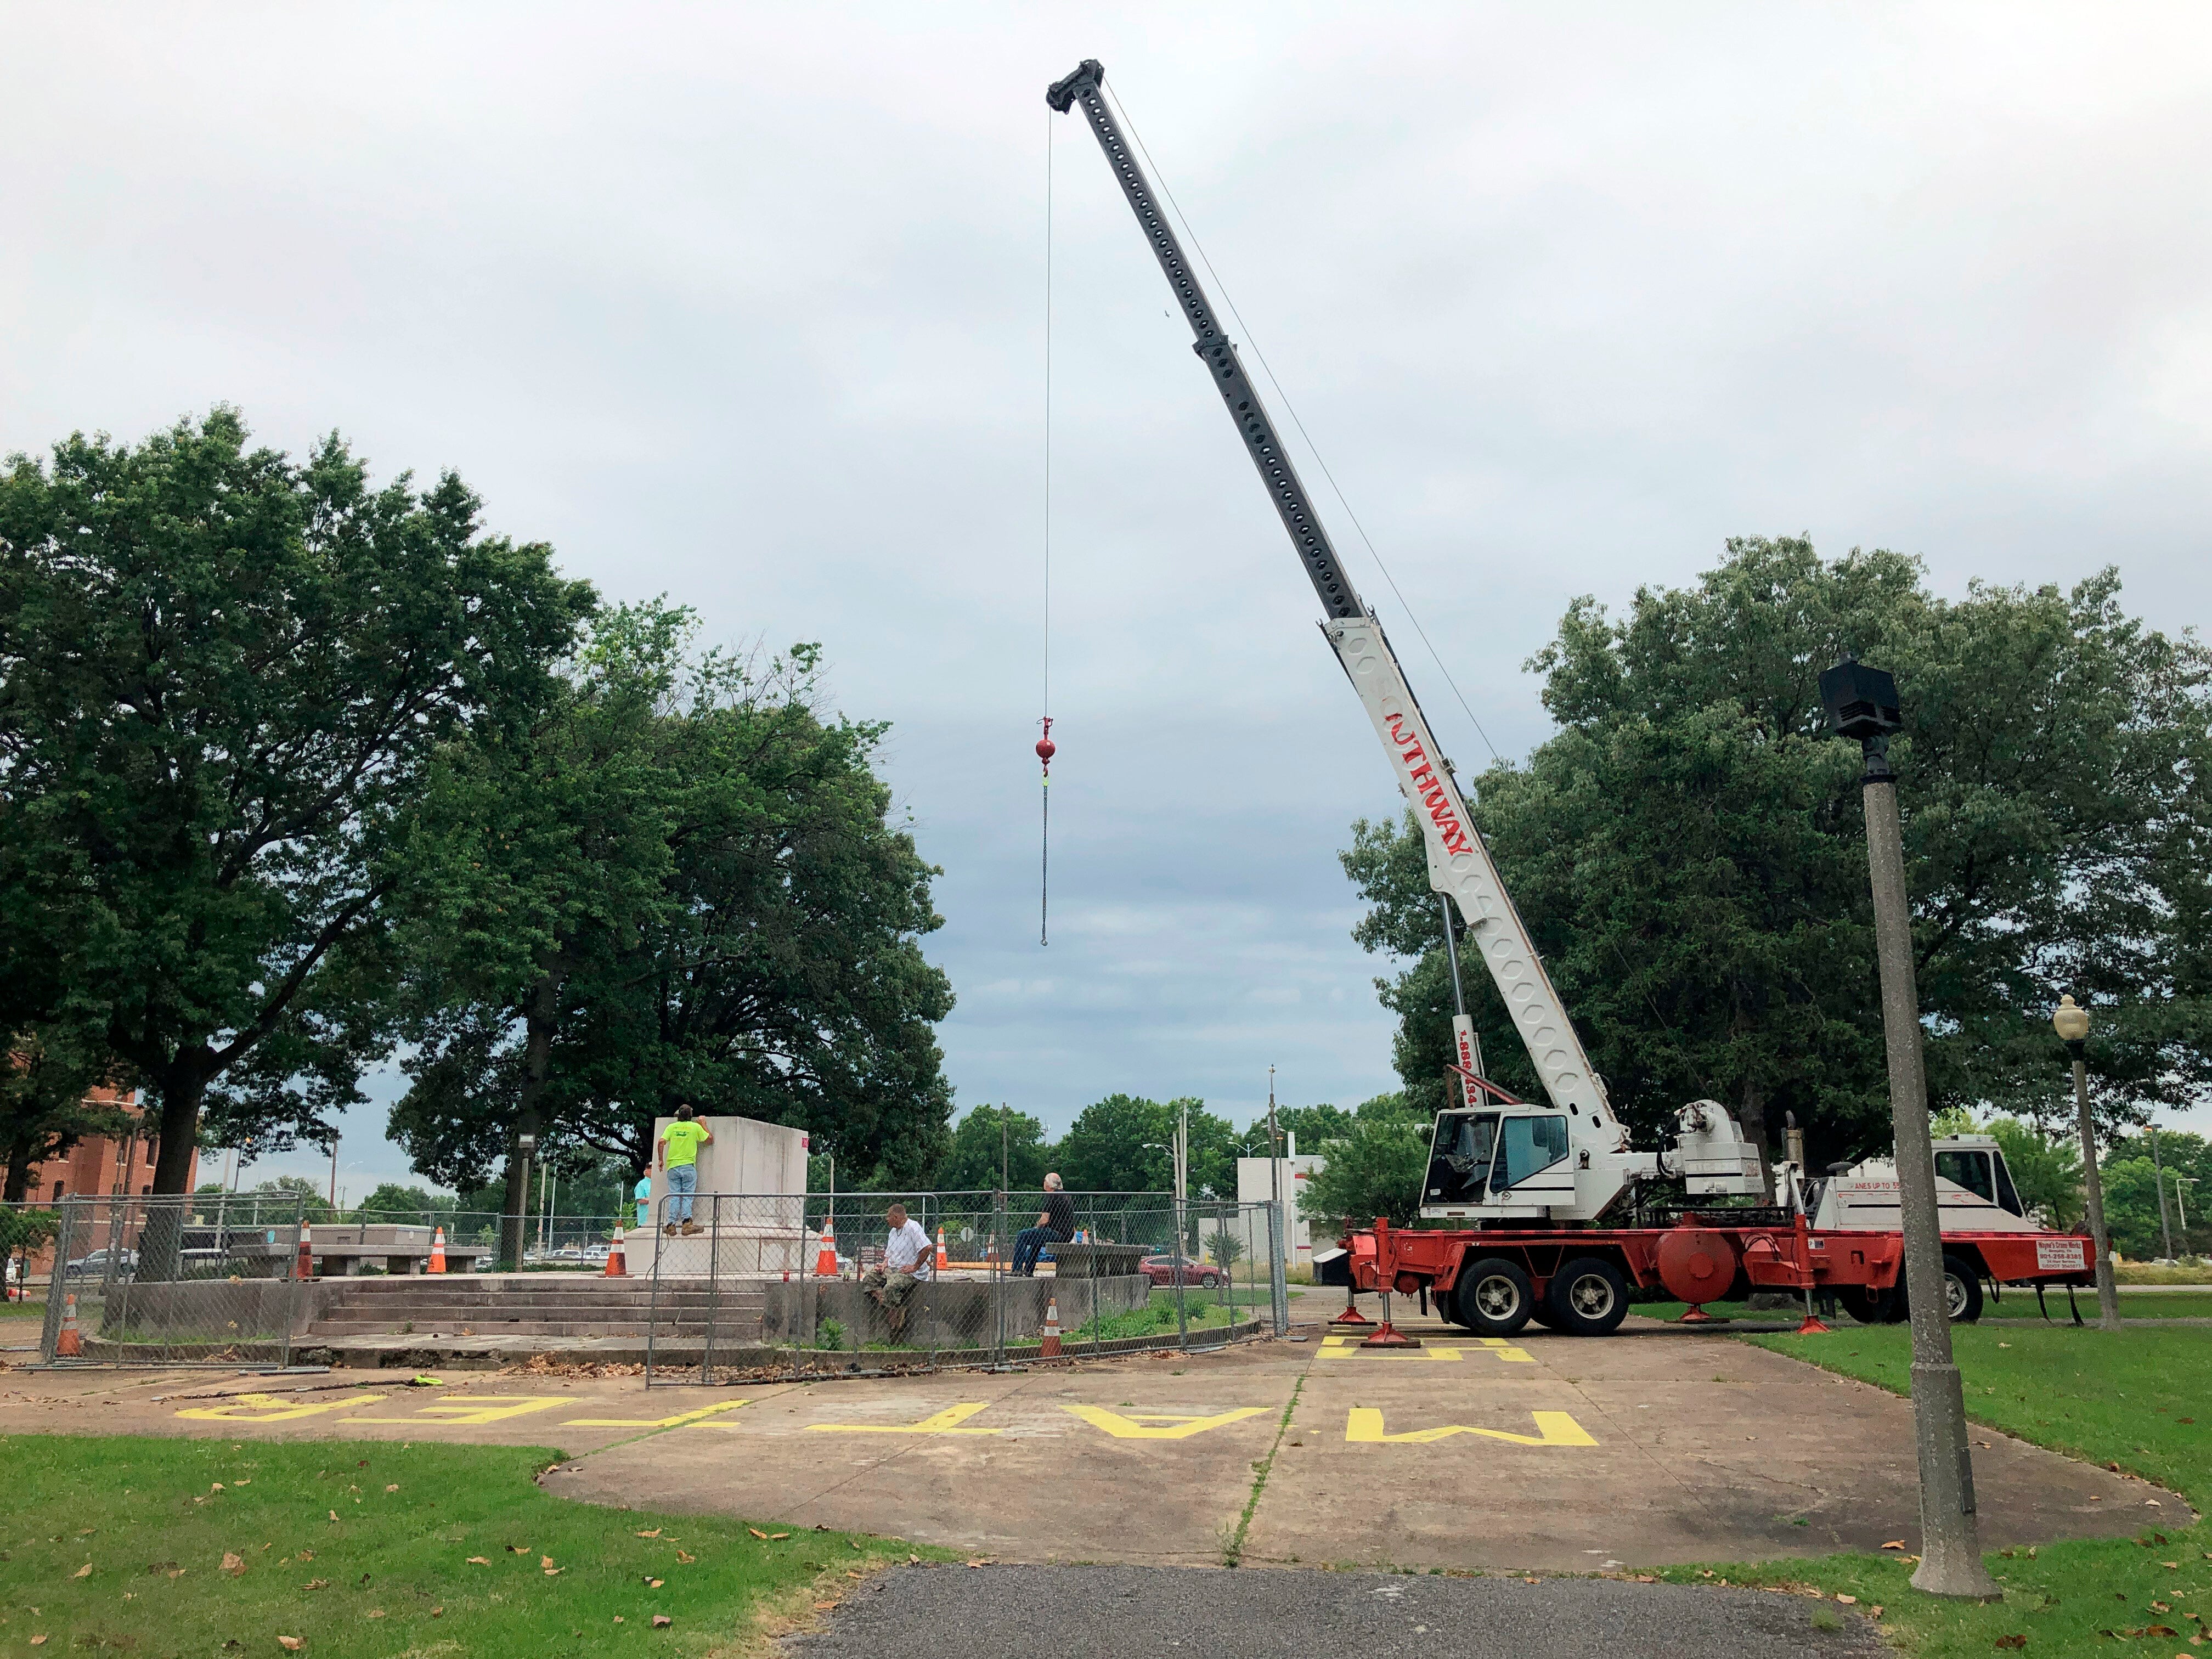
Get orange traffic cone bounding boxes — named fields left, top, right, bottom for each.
left=1040, top=1296, right=1062, bottom=1358
left=604, top=1225, right=628, bottom=1277
left=54, top=1292, right=83, bottom=1357
left=814, top=1217, right=838, bottom=1278
left=935, top=1226, right=949, bottom=1272
left=427, top=1226, right=448, bottom=1274
left=295, top=1222, right=314, bottom=1281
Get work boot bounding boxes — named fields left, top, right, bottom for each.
left=663, top=1223, right=678, bottom=1235
left=681, top=1221, right=701, bottom=1237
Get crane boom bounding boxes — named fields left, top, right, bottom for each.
left=1047, top=59, right=1628, bottom=1192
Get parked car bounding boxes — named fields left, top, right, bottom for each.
left=1139, top=1254, right=1222, bottom=1289
left=64, top=1248, right=138, bottom=1281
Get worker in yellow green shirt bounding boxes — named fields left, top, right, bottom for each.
left=656, top=1105, right=713, bottom=1235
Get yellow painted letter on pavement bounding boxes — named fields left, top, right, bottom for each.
left=354, top=1395, right=569, bottom=1425
left=805, top=1402, right=1000, bottom=1435
left=1318, top=1336, right=1463, bottom=1362
left=1061, top=1405, right=1268, bottom=1440
left=1344, top=1408, right=1595, bottom=1447
left=176, top=1391, right=386, bottom=1423
left=1474, top=1338, right=1534, bottom=1362
left=562, top=1401, right=750, bottom=1428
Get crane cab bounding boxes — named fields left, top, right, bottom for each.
left=1808, top=1133, right=2042, bottom=1233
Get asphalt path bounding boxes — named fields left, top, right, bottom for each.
left=787, top=1564, right=1890, bottom=1659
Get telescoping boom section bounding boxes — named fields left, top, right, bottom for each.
left=1047, top=58, right=2098, bottom=1333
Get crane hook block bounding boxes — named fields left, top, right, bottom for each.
left=1036, top=716, right=1057, bottom=774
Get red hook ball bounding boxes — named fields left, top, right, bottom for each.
left=1035, top=736, right=1057, bottom=763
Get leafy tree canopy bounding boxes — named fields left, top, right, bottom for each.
left=1053, top=1094, right=1240, bottom=1198
left=0, top=410, right=594, bottom=1206
left=1344, top=539, right=2212, bottom=1174
left=935, top=1103, right=1052, bottom=1192
left=2, top=1025, right=133, bottom=1201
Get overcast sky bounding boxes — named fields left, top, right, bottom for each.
left=6, top=5, right=2209, bottom=1198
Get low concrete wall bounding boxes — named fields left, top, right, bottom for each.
left=91, top=1278, right=337, bottom=1342
left=762, top=1274, right=1150, bottom=1352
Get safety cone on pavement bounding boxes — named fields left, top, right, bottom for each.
left=1040, top=1296, right=1062, bottom=1358
left=54, top=1292, right=83, bottom=1357
left=295, top=1221, right=315, bottom=1281
left=604, top=1225, right=628, bottom=1278
left=427, top=1226, right=448, bottom=1274
left=935, top=1226, right=949, bottom=1272
left=815, top=1217, right=839, bottom=1278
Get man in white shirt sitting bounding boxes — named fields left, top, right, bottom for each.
left=861, top=1203, right=935, bottom=1338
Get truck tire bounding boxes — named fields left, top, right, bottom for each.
left=1940, top=1254, right=1984, bottom=1323
left=1453, top=1256, right=1534, bottom=1337
left=1545, top=1256, right=1630, bottom=1336
left=1837, top=1286, right=1893, bottom=1324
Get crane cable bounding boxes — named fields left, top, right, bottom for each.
left=1037, top=105, right=1057, bottom=947
left=1101, top=82, right=1505, bottom=772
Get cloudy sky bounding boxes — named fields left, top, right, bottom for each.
left=6, top=5, right=2209, bottom=1197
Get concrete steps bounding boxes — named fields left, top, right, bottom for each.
left=305, top=1274, right=769, bottom=1340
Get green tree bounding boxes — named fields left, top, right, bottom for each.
left=1203, top=1225, right=1244, bottom=1268
left=1237, top=1102, right=1356, bottom=1159
left=0, top=411, right=592, bottom=1233
left=1054, top=1094, right=1238, bottom=1197
left=1344, top=539, right=2212, bottom=1175
left=386, top=602, right=695, bottom=1266
left=1, top=1026, right=133, bottom=1202
left=355, top=1182, right=445, bottom=1226
left=935, top=1104, right=1052, bottom=1192
left=1299, top=1114, right=1431, bottom=1232
left=248, top=1176, right=337, bottom=1224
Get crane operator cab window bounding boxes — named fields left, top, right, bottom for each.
left=1426, top=1111, right=1498, bottom=1205
left=1496, top=1114, right=1571, bottom=1192
left=1936, top=1146, right=2025, bottom=1217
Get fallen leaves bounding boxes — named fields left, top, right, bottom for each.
left=1869, top=1605, right=1883, bottom=1618
left=326, top=1511, right=338, bottom=1523
left=277, top=1640, right=302, bottom=1652
left=651, top=1615, right=673, bottom=1629
left=365, top=1610, right=385, bottom=1620
left=297, top=1550, right=313, bottom=1562
left=71, top=1564, right=92, bottom=1579
left=644, top=1576, right=665, bottom=1589
left=814, top=1602, right=838, bottom=1612
left=29, top=1639, right=46, bottom=1649
left=1993, top=1638, right=2027, bottom=1651
left=675, top=1549, right=696, bottom=1565
left=302, top=1579, right=329, bottom=1592
left=746, top=1529, right=767, bottom=1541
left=636, top=1528, right=663, bottom=1539
left=383, top=1485, right=398, bottom=1494
left=221, top=1553, right=244, bottom=1577
left=466, top=1556, right=491, bottom=1566
left=768, top=1532, right=790, bottom=1541
left=540, top=1556, right=556, bottom=1570
left=544, top=1567, right=563, bottom=1577
left=1834, top=1594, right=1857, bottom=1605
left=1881, top=1541, right=1908, bottom=1551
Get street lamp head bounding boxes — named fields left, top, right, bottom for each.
left=2052, top=994, right=2091, bottom=1045
left=1819, top=656, right=1902, bottom=742
left=516, top=1132, right=538, bottom=1156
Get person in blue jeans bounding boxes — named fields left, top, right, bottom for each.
left=1012, top=1172, right=1075, bottom=1276
left=657, top=1105, right=713, bottom=1236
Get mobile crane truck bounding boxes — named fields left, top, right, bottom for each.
left=1047, top=58, right=2097, bottom=1336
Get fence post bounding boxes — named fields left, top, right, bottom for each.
left=644, top=1192, right=664, bottom=1385
left=991, top=1189, right=1007, bottom=1369
left=1268, top=1199, right=1288, bottom=1336
left=39, top=1200, right=76, bottom=1361
left=1170, top=1197, right=1188, bottom=1351
left=702, top=1194, right=723, bottom=1385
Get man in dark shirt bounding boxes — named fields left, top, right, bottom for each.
left=1012, top=1172, right=1076, bottom=1277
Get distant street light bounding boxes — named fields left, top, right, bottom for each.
left=1822, top=654, right=2000, bottom=1601
left=2052, top=995, right=2121, bottom=1329
left=2146, top=1121, right=2178, bottom=1263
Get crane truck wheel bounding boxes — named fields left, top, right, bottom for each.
left=1452, top=1257, right=1534, bottom=1336
left=1939, top=1254, right=1984, bottom=1323
left=1544, top=1256, right=1630, bottom=1336
left=1837, top=1286, right=1894, bottom=1324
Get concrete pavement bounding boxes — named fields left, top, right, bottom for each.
left=0, top=1313, right=2184, bottom=1573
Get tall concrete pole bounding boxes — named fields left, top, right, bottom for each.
left=2055, top=997, right=2122, bottom=1329
left=2148, top=1123, right=2177, bottom=1262
left=1822, top=654, right=1999, bottom=1601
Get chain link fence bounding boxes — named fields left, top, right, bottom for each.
left=640, top=1190, right=1289, bottom=1385
left=27, top=1194, right=311, bottom=1367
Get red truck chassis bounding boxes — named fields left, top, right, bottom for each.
left=1336, top=1215, right=2098, bottom=1335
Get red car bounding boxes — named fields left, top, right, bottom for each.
left=1139, top=1254, right=1222, bottom=1288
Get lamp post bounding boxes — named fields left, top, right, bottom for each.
left=2146, top=1121, right=2177, bottom=1263
left=1821, top=655, right=2000, bottom=1601
left=507, top=1130, right=537, bottom=1273
left=2052, top=995, right=2121, bottom=1328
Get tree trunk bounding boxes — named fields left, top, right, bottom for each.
left=498, top=969, right=565, bottom=1271
left=139, top=1058, right=211, bottom=1280
left=3, top=1142, right=33, bottom=1204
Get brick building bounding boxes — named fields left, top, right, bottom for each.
left=7, top=1089, right=199, bottom=1288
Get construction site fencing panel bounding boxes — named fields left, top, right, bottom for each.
left=33, top=1194, right=309, bottom=1368
left=641, top=1192, right=1289, bottom=1385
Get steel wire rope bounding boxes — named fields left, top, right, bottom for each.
left=1101, top=81, right=1505, bottom=772
left=1041, top=104, right=1054, bottom=947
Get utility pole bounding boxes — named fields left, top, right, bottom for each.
left=328, top=1132, right=339, bottom=1210
left=1822, top=656, right=2000, bottom=1601
left=1001, top=1104, right=1010, bottom=1196
left=2052, top=996, right=2122, bottom=1328
left=2148, top=1122, right=2177, bottom=1263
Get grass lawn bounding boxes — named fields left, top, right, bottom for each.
left=1633, top=1289, right=2212, bottom=1322
left=0, top=1435, right=938, bottom=1656
left=1654, top=1322, right=2211, bottom=1656
left=0, top=1299, right=44, bottom=1322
